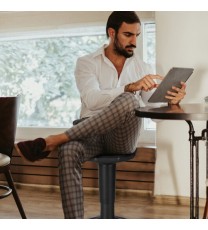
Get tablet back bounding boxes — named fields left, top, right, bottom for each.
left=148, top=67, right=194, bottom=103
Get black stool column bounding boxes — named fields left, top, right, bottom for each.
left=99, top=162, right=116, bottom=218
left=90, top=152, right=136, bottom=219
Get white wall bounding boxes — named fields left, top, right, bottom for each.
left=155, top=12, right=208, bottom=198
left=0, top=11, right=154, bottom=32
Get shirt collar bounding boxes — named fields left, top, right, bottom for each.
left=92, top=44, right=135, bottom=64
left=92, top=44, right=107, bottom=58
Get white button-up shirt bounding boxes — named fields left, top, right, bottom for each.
left=75, top=45, right=154, bottom=118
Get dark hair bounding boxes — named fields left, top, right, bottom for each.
left=106, top=11, right=141, bottom=38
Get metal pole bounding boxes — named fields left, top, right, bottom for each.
left=186, top=120, right=195, bottom=218
left=202, top=121, right=208, bottom=218
left=195, top=140, right=199, bottom=218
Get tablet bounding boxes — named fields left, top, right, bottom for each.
left=148, top=67, right=194, bottom=103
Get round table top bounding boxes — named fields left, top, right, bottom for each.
left=135, top=103, right=208, bottom=120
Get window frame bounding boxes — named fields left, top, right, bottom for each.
left=137, top=21, right=156, bottom=146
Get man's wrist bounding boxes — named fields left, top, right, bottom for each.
left=124, top=83, right=136, bottom=94
left=168, top=100, right=181, bottom=105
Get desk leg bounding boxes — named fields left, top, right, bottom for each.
left=186, top=120, right=199, bottom=219
left=195, top=140, right=199, bottom=218
left=187, top=120, right=208, bottom=219
left=203, top=188, right=208, bottom=218
left=202, top=124, right=208, bottom=219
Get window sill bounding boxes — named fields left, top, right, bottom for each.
left=16, top=127, right=70, bottom=141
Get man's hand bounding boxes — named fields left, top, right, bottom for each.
left=126, top=74, right=164, bottom=92
left=165, top=81, right=186, bottom=105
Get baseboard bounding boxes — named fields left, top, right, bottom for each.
left=12, top=182, right=152, bottom=196
left=12, top=182, right=61, bottom=193
left=153, top=194, right=206, bottom=207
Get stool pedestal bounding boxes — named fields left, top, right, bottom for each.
left=90, top=152, right=135, bottom=219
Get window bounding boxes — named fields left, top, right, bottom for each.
left=143, top=22, right=156, bottom=71
left=0, top=27, right=107, bottom=127
left=0, top=22, right=156, bottom=143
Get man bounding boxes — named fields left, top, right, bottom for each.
left=15, top=11, right=186, bottom=218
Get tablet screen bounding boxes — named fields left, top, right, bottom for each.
left=148, top=67, right=194, bottom=103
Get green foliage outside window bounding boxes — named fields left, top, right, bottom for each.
left=0, top=35, right=106, bottom=127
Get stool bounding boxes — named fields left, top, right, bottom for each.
left=90, top=151, right=136, bottom=219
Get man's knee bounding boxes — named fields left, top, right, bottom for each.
left=118, top=92, right=139, bottom=111
left=123, top=92, right=138, bottom=103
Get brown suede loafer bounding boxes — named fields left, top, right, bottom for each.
left=15, top=138, right=50, bottom=162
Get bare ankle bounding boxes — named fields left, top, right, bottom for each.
left=45, top=133, right=70, bottom=151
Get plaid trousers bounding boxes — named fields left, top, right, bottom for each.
left=58, top=92, right=141, bottom=218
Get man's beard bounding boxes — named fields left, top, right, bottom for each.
left=113, top=35, right=136, bottom=58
